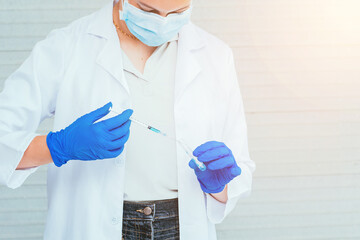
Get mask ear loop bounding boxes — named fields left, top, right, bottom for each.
left=119, top=0, right=127, bottom=21
left=115, top=0, right=125, bottom=20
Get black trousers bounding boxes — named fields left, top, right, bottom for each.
left=122, top=198, right=180, bottom=240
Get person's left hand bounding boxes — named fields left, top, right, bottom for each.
left=189, top=141, right=241, bottom=193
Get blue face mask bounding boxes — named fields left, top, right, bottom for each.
left=119, top=0, right=192, bottom=46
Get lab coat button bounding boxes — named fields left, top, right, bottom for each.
left=112, top=217, right=118, bottom=224
left=143, top=207, right=152, bottom=215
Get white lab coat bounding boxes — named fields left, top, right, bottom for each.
left=0, top=1, right=255, bottom=239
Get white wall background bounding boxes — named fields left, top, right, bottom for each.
left=1, top=0, right=360, bottom=239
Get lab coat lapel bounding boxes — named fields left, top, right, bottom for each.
left=175, top=23, right=210, bottom=240
left=174, top=23, right=204, bottom=106
left=87, top=0, right=130, bottom=95
left=96, top=37, right=130, bottom=95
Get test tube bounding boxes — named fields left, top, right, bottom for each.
left=177, top=139, right=207, bottom=171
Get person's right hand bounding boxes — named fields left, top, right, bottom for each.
left=46, top=102, right=133, bottom=167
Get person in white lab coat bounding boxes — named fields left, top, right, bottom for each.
left=0, top=0, right=255, bottom=239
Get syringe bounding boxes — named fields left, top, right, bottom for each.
left=109, top=108, right=206, bottom=171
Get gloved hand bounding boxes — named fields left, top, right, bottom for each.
left=46, top=102, right=133, bottom=167
left=189, top=141, right=241, bottom=193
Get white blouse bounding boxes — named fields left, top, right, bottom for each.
left=121, top=34, right=179, bottom=201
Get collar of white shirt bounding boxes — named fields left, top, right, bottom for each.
left=121, top=33, right=179, bottom=82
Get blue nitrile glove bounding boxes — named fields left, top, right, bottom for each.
left=46, top=102, right=133, bottom=167
left=189, top=141, right=241, bottom=193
